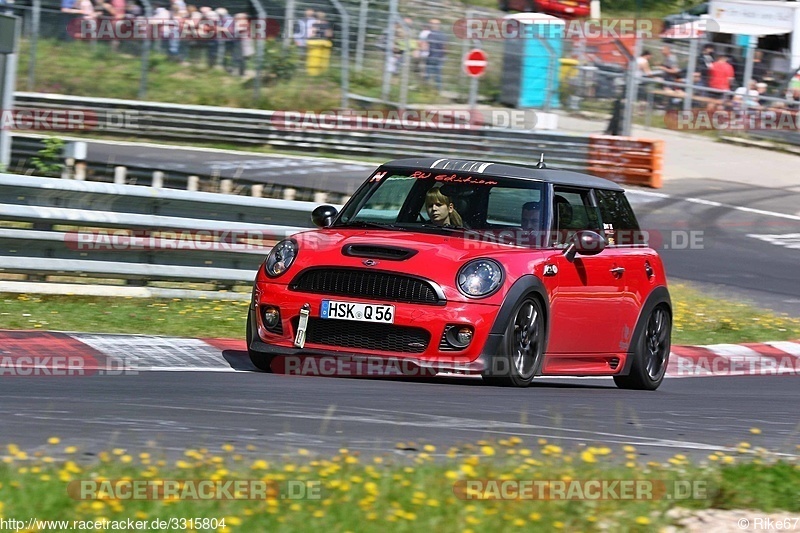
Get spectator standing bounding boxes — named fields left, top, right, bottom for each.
left=659, top=45, right=680, bottom=82
left=636, top=50, right=654, bottom=77
left=293, top=8, right=316, bottom=58
left=707, top=55, right=735, bottom=96
left=415, top=22, right=430, bottom=77
left=698, top=44, right=715, bottom=83
left=315, top=11, right=333, bottom=39
left=425, top=19, right=446, bottom=92
left=60, top=0, right=83, bottom=41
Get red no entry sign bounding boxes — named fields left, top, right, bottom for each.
left=463, top=49, right=488, bottom=78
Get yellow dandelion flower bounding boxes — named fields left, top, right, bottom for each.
left=750, top=428, right=762, bottom=435
left=64, top=446, right=78, bottom=454
left=47, top=437, right=60, bottom=445
left=445, top=470, right=459, bottom=480
left=226, top=517, right=242, bottom=526
left=423, top=444, right=436, bottom=452
left=298, top=448, right=309, bottom=456
left=553, top=521, right=565, bottom=529
left=514, top=518, right=525, bottom=527
left=481, top=445, right=496, bottom=456
left=581, top=451, right=597, bottom=463
left=635, top=516, right=651, bottom=525
left=529, top=512, right=541, bottom=521
left=221, top=443, right=235, bottom=452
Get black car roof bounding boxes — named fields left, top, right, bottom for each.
left=381, top=158, right=625, bottom=192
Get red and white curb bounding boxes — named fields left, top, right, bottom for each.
left=0, top=330, right=798, bottom=378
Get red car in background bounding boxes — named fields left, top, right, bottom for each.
left=247, top=158, right=672, bottom=389
left=499, top=0, right=590, bottom=19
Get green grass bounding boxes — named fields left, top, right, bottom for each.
left=1, top=438, right=798, bottom=531
left=1, top=282, right=799, bottom=344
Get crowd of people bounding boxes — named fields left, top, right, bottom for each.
left=636, top=42, right=800, bottom=113
left=384, top=17, right=448, bottom=92
left=58, top=0, right=259, bottom=75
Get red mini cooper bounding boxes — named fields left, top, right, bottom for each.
left=247, top=158, right=672, bottom=389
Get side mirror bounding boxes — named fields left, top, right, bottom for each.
left=564, top=230, right=606, bottom=262
left=312, top=205, right=338, bottom=228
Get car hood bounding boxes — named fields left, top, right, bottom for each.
left=291, top=227, right=537, bottom=276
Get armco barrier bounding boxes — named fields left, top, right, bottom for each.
left=11, top=92, right=664, bottom=189
left=0, top=173, right=323, bottom=289
left=587, top=135, right=664, bottom=189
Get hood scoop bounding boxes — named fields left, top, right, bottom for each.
left=342, top=244, right=418, bottom=261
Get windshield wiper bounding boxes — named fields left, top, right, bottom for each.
left=335, top=221, right=398, bottom=229
left=412, top=223, right=480, bottom=236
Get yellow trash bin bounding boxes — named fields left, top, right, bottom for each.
left=306, top=39, right=333, bottom=76
left=559, top=58, right=579, bottom=84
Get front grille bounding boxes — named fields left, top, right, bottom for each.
left=290, top=268, right=444, bottom=305
left=293, top=317, right=430, bottom=353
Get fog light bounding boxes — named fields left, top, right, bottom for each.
left=262, top=307, right=280, bottom=328
left=444, top=325, right=474, bottom=350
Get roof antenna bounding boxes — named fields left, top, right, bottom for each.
left=535, top=153, right=547, bottom=169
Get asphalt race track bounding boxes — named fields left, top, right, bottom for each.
left=2, top=368, right=798, bottom=462
left=628, top=181, right=800, bottom=317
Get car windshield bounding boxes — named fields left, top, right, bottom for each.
left=336, top=168, right=547, bottom=247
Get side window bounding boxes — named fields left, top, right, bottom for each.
left=552, top=188, right=601, bottom=245
left=595, top=189, right=643, bottom=246
left=486, top=187, right=543, bottom=226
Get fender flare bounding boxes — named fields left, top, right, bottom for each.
left=620, top=286, right=672, bottom=375
left=478, top=274, right=551, bottom=371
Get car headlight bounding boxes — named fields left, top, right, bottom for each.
left=457, top=259, right=504, bottom=298
left=265, top=239, right=298, bottom=277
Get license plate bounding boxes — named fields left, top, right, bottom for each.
left=321, top=300, right=395, bottom=324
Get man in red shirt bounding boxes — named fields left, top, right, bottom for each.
left=707, top=55, right=735, bottom=96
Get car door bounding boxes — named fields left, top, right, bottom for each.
left=594, top=188, right=651, bottom=353
left=543, top=187, right=628, bottom=356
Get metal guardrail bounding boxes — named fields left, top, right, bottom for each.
left=0, top=173, right=325, bottom=288
left=11, top=92, right=594, bottom=171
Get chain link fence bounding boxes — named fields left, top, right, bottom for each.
left=6, top=1, right=800, bottom=143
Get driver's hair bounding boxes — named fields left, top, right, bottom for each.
left=425, top=188, right=464, bottom=227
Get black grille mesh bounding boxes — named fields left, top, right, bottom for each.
left=294, top=317, right=430, bottom=353
left=290, top=269, right=441, bottom=304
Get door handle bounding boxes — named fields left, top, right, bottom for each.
left=609, top=266, right=625, bottom=276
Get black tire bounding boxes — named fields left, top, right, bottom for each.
left=483, top=296, right=545, bottom=387
left=247, top=311, right=274, bottom=372
left=614, top=305, right=671, bottom=390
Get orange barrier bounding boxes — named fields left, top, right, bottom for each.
left=587, top=135, right=664, bottom=189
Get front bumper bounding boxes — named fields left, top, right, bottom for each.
left=252, top=280, right=501, bottom=368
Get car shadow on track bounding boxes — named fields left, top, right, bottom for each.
left=222, top=350, right=615, bottom=389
